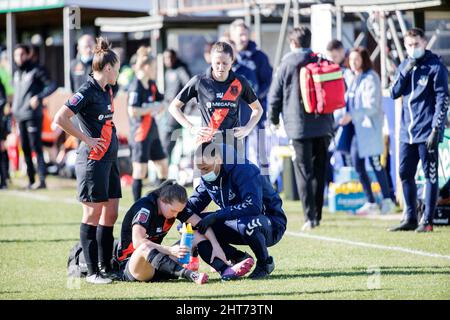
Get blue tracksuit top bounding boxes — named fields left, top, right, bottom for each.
left=184, top=161, right=287, bottom=229
left=390, top=50, right=449, bottom=144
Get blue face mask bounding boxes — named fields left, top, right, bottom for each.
left=407, top=47, right=425, bottom=60
left=202, top=163, right=219, bottom=182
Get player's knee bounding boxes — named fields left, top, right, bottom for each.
left=132, top=163, right=147, bottom=179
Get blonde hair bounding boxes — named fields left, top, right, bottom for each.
left=135, top=46, right=154, bottom=70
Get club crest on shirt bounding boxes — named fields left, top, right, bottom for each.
left=133, top=208, right=150, bottom=224
left=69, top=92, right=84, bottom=106
left=230, top=86, right=239, bottom=96
left=418, top=75, right=428, bottom=87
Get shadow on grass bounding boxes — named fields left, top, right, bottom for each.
left=0, top=222, right=80, bottom=228
left=271, top=266, right=450, bottom=280
left=126, top=288, right=388, bottom=300
left=0, top=238, right=78, bottom=243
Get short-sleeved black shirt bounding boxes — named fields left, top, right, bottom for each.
left=65, top=76, right=118, bottom=161
left=117, top=193, right=191, bottom=262
left=176, top=68, right=257, bottom=132
left=127, top=78, right=164, bottom=143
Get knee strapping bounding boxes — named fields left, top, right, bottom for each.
left=146, top=249, right=184, bottom=276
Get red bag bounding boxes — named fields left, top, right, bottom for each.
left=300, top=54, right=346, bottom=114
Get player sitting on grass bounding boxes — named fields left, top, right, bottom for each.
left=115, top=180, right=254, bottom=283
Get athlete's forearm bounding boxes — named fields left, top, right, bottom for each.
left=244, top=101, right=264, bottom=132
left=129, top=102, right=164, bottom=118
left=168, top=99, right=193, bottom=129
left=53, top=106, right=89, bottom=143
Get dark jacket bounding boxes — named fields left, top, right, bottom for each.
left=268, top=48, right=334, bottom=140
left=237, top=40, right=273, bottom=124
left=233, top=61, right=259, bottom=126
left=70, top=57, right=93, bottom=93
left=390, top=50, right=449, bottom=144
left=12, top=62, right=57, bottom=122
left=183, top=159, right=287, bottom=231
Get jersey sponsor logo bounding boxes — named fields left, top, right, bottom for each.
left=98, top=114, right=113, bottom=121
left=132, top=208, right=151, bottom=224
left=69, top=92, right=84, bottom=106
left=210, top=101, right=238, bottom=108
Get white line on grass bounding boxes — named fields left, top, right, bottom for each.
left=3, top=190, right=450, bottom=261
left=1, top=190, right=128, bottom=212
left=286, top=231, right=450, bottom=261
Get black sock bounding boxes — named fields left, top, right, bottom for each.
left=197, top=240, right=228, bottom=274
left=146, top=249, right=193, bottom=280
left=96, top=225, right=114, bottom=271
left=132, top=179, right=142, bottom=201
left=80, top=223, right=98, bottom=276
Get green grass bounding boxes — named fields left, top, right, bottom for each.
left=0, top=176, right=449, bottom=300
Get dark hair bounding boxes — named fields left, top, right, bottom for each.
left=405, top=28, right=425, bottom=39
left=92, top=37, right=118, bottom=72
left=211, top=41, right=234, bottom=60
left=404, top=28, right=425, bottom=39
left=288, top=27, right=311, bottom=48
left=194, top=142, right=221, bottom=166
left=164, top=48, right=177, bottom=58
left=327, top=39, right=344, bottom=51
left=152, top=180, right=187, bottom=204
left=350, top=47, right=373, bottom=73
left=14, top=43, right=30, bottom=54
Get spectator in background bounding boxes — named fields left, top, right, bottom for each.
left=162, top=49, right=191, bottom=164
left=326, top=39, right=353, bottom=87
left=337, top=47, right=395, bottom=216
left=203, top=42, right=214, bottom=64
left=0, top=48, right=13, bottom=189
left=128, top=47, right=168, bottom=201
left=12, top=44, right=57, bottom=189
left=268, top=27, right=334, bottom=231
left=229, top=19, right=272, bottom=176
left=326, top=39, right=353, bottom=180
left=70, top=34, right=95, bottom=92
left=389, top=28, right=449, bottom=233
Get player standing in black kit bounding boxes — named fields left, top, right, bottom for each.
left=168, top=41, right=263, bottom=150
left=128, top=47, right=168, bottom=201
left=54, top=38, right=121, bottom=284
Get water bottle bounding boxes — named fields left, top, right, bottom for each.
left=178, top=223, right=194, bottom=265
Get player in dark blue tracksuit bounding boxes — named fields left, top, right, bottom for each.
left=389, top=28, right=449, bottom=232
left=183, top=142, right=287, bottom=279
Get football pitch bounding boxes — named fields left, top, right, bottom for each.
left=0, top=176, right=449, bottom=300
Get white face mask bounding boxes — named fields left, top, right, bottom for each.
left=407, top=47, right=425, bottom=59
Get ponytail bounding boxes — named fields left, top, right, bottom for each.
left=92, top=37, right=118, bottom=72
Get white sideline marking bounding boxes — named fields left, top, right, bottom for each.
left=3, top=190, right=450, bottom=261
left=1, top=190, right=128, bottom=212
left=286, top=231, right=450, bottom=261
